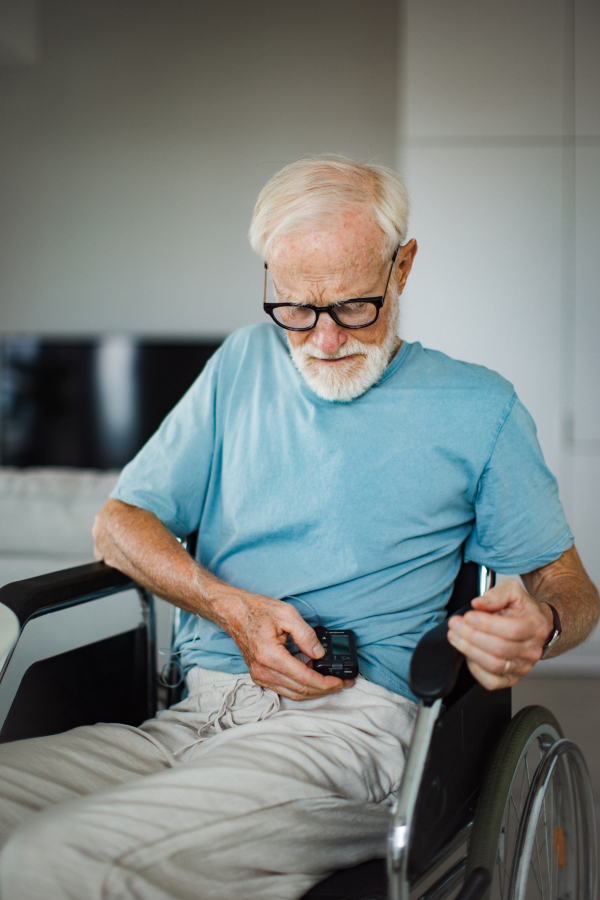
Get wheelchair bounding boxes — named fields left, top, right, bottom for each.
left=0, top=556, right=597, bottom=900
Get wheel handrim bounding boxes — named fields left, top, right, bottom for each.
left=509, top=740, right=597, bottom=900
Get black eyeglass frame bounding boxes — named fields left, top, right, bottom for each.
left=263, top=247, right=399, bottom=332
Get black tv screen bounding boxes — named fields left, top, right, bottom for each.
left=0, top=336, right=224, bottom=469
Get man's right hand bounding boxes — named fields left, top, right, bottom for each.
left=222, top=589, right=354, bottom=701
left=94, top=499, right=353, bottom=702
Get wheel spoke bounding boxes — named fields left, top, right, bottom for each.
left=541, top=780, right=552, bottom=897
left=510, top=792, right=521, bottom=820
left=533, top=820, right=545, bottom=898
left=528, top=862, right=544, bottom=898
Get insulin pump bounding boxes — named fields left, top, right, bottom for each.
left=313, top=626, right=359, bottom=679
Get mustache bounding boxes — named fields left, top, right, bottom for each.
left=292, top=339, right=369, bottom=361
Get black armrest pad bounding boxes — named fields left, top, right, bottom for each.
left=408, top=603, right=471, bottom=701
left=0, top=562, right=134, bottom=628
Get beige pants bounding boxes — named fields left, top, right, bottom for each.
left=0, top=668, right=416, bottom=900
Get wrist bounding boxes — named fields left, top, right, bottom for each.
left=194, top=570, right=248, bottom=631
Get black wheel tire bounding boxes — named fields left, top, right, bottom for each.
left=465, top=705, right=563, bottom=899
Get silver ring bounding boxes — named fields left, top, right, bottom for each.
left=503, top=659, right=511, bottom=676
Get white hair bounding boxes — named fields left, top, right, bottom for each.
left=249, top=154, right=409, bottom=260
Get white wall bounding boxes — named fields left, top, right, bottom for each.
left=568, top=0, right=600, bottom=671
left=0, top=0, right=37, bottom=64
left=0, top=0, right=397, bottom=336
left=397, top=0, right=600, bottom=671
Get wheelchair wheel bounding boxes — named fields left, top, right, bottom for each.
left=465, top=705, right=598, bottom=900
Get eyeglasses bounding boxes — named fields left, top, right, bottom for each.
left=263, top=247, right=399, bottom=332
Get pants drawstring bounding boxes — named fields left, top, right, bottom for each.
left=173, top=677, right=281, bottom=758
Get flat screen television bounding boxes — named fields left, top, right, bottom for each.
left=0, top=336, right=224, bottom=469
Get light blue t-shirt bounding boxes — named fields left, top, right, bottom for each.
left=112, top=324, right=573, bottom=700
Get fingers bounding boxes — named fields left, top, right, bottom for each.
left=451, top=582, right=550, bottom=647
left=225, top=591, right=354, bottom=700
left=237, top=598, right=351, bottom=700
left=447, top=587, right=550, bottom=691
left=450, top=607, right=547, bottom=643
left=447, top=620, right=540, bottom=682
left=469, top=578, right=527, bottom=613
left=464, top=658, right=522, bottom=692
left=253, top=670, right=350, bottom=702
left=250, top=643, right=350, bottom=700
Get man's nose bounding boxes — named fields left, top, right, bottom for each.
left=310, top=311, right=347, bottom=354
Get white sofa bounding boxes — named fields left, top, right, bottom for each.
left=0, top=467, right=121, bottom=584
left=0, top=467, right=172, bottom=668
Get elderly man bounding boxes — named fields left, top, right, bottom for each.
left=0, top=155, right=598, bottom=900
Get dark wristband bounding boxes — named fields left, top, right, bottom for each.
left=540, top=602, right=562, bottom=659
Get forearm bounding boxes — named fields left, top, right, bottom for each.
left=521, top=546, right=600, bottom=656
left=93, top=499, right=334, bottom=700
left=93, top=498, right=244, bottom=633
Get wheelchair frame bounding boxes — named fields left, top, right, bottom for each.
left=0, top=560, right=597, bottom=900
left=0, top=563, right=156, bottom=743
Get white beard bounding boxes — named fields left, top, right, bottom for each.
left=287, top=306, right=400, bottom=403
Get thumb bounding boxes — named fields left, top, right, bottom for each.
left=291, top=619, right=326, bottom=660
left=470, top=583, right=514, bottom=613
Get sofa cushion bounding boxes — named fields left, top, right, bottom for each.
left=0, top=468, right=120, bottom=556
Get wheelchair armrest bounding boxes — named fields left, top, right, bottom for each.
left=0, top=562, right=134, bottom=629
left=409, top=603, right=471, bottom=702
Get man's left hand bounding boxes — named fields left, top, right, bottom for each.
left=446, top=579, right=551, bottom=690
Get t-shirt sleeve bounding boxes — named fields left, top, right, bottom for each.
left=464, top=394, right=573, bottom=574
left=110, top=348, right=222, bottom=538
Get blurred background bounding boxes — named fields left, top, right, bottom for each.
left=0, top=4, right=598, bottom=659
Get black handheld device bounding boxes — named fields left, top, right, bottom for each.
left=313, top=626, right=359, bottom=679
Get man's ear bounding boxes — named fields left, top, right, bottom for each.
left=396, top=239, right=418, bottom=291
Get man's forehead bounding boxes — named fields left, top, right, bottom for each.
left=268, top=213, right=387, bottom=278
